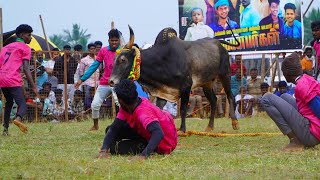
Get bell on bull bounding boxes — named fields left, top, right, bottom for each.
left=109, top=25, right=240, bottom=134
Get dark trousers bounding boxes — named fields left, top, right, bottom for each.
left=2, top=87, right=27, bottom=129
left=105, top=124, right=148, bottom=155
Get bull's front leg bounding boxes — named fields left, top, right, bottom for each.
left=219, top=74, right=239, bottom=130
left=178, top=86, right=191, bottom=134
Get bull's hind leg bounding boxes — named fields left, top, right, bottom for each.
left=178, top=86, right=191, bottom=134
left=219, top=75, right=239, bottom=130
left=156, top=98, right=167, bottom=109
left=203, top=87, right=217, bottom=132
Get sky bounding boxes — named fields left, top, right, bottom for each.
left=0, top=0, right=179, bottom=46
left=0, top=0, right=318, bottom=46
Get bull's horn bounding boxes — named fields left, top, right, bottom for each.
left=127, top=25, right=134, bottom=49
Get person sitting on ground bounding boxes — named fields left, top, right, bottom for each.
left=247, top=68, right=261, bottom=101
left=300, top=46, right=315, bottom=76
left=260, top=53, right=320, bottom=151
left=231, top=68, right=247, bottom=97
left=97, top=79, right=177, bottom=159
left=257, top=82, right=270, bottom=112
left=187, top=87, right=204, bottom=119
left=235, top=86, right=254, bottom=118
left=38, top=89, right=51, bottom=118
left=47, top=89, right=70, bottom=121
left=274, top=80, right=293, bottom=97
left=163, top=101, right=178, bottom=119
left=42, top=82, right=55, bottom=104
left=85, top=87, right=95, bottom=111
left=70, top=90, right=85, bottom=120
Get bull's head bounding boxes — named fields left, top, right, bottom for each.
left=109, top=25, right=139, bottom=86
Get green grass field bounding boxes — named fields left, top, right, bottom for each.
left=1, top=113, right=319, bottom=179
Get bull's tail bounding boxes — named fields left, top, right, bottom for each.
left=219, top=21, right=240, bottom=47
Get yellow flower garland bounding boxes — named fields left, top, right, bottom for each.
left=116, top=47, right=141, bottom=81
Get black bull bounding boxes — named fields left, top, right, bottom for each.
left=109, top=27, right=239, bottom=133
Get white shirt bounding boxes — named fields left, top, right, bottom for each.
left=45, top=59, right=55, bottom=70
left=235, top=94, right=255, bottom=119
left=184, top=22, right=214, bottom=41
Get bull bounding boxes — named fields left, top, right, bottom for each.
left=109, top=26, right=239, bottom=134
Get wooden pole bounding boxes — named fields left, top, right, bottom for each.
left=0, top=8, right=4, bottom=124
left=270, top=54, right=278, bottom=91
left=39, top=15, right=52, bottom=59
left=240, top=56, right=243, bottom=117
left=33, top=53, right=38, bottom=122
left=261, top=54, right=266, bottom=81
left=63, top=54, right=68, bottom=121
left=263, top=57, right=277, bottom=81
left=276, top=54, right=281, bottom=82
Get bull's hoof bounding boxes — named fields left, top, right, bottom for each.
left=232, top=119, right=239, bottom=130
left=177, top=130, right=188, bottom=137
left=205, top=126, right=213, bottom=132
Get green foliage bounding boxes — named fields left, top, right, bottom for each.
left=49, top=24, right=91, bottom=51
left=304, top=8, right=320, bottom=46
left=0, top=114, right=320, bottom=179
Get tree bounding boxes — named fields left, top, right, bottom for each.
left=49, top=24, right=91, bottom=50
left=49, top=34, right=66, bottom=50
left=304, top=8, right=320, bottom=46
left=62, top=24, right=91, bottom=51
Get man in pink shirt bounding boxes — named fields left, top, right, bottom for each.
left=96, top=79, right=177, bottom=159
left=0, top=24, right=38, bottom=135
left=75, top=29, right=121, bottom=130
left=260, top=53, right=320, bottom=152
left=311, top=21, right=320, bottom=79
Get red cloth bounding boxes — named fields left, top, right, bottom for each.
left=230, top=63, right=246, bottom=76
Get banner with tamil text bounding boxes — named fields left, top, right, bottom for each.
left=178, top=0, right=303, bottom=54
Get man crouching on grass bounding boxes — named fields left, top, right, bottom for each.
left=97, top=79, right=177, bottom=159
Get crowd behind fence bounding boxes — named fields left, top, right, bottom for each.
left=0, top=48, right=318, bottom=123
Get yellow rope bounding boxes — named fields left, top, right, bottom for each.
left=178, top=130, right=282, bottom=137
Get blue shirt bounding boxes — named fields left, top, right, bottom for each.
left=230, top=75, right=247, bottom=96
left=36, top=60, right=48, bottom=90
left=240, top=5, right=261, bottom=28
left=283, top=20, right=302, bottom=39
left=134, top=81, right=149, bottom=98
left=209, top=18, right=239, bottom=33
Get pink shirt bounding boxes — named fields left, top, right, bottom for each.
left=79, top=55, right=99, bottom=87
left=313, top=40, right=320, bottom=65
left=0, top=42, right=31, bottom=87
left=117, top=98, right=178, bottom=154
left=96, top=47, right=116, bottom=85
left=295, top=74, right=320, bottom=141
